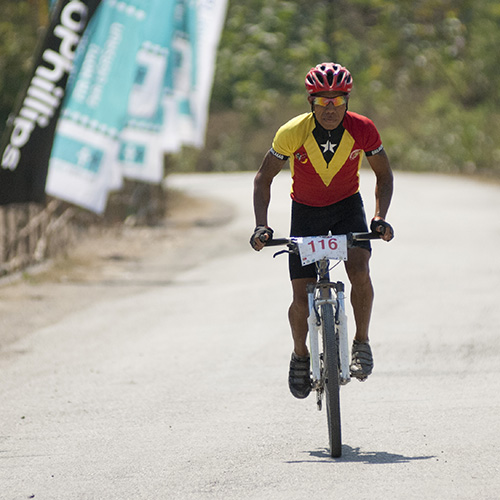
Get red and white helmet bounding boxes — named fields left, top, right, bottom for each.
left=305, top=62, right=353, bottom=95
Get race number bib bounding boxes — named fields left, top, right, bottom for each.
left=295, top=235, right=348, bottom=266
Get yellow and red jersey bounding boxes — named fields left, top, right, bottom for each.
left=271, top=111, right=383, bottom=207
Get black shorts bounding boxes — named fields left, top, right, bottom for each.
left=289, top=192, right=371, bottom=280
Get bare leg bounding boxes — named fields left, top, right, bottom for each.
left=344, top=247, right=373, bottom=343
left=288, top=277, right=316, bottom=357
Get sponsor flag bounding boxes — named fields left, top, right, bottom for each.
left=2, top=0, right=228, bottom=213
left=189, top=0, right=228, bottom=148
left=0, top=0, right=102, bottom=205
left=46, top=0, right=151, bottom=213
left=48, top=0, right=227, bottom=212
left=119, top=0, right=228, bottom=183
left=117, top=0, right=177, bottom=184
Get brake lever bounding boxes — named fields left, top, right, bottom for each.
left=273, top=249, right=289, bottom=258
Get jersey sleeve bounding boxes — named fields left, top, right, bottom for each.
left=272, top=124, right=296, bottom=158
left=361, top=118, right=383, bottom=156
left=269, top=147, right=289, bottom=161
left=364, top=143, right=384, bottom=157
left=345, top=112, right=383, bottom=156
left=271, top=113, right=312, bottom=158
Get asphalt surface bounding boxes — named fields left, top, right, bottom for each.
left=1, top=170, right=500, bottom=500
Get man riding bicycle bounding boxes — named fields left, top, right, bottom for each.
left=250, top=62, right=394, bottom=399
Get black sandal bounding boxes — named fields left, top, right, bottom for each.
left=288, top=353, right=312, bottom=399
left=350, top=341, right=374, bottom=381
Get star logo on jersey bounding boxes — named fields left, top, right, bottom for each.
left=321, top=140, right=337, bottom=154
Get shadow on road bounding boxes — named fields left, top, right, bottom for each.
left=287, top=446, right=435, bottom=464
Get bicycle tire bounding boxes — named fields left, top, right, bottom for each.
left=321, top=301, right=342, bottom=457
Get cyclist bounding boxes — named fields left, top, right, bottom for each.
left=250, top=62, right=394, bottom=399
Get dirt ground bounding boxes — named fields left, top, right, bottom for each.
left=0, top=188, right=233, bottom=354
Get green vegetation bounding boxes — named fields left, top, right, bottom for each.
left=200, top=0, right=500, bottom=175
left=0, top=1, right=46, bottom=132
left=2, top=0, right=499, bottom=176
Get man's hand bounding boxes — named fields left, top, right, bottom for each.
left=370, top=217, right=394, bottom=242
left=250, top=226, right=274, bottom=251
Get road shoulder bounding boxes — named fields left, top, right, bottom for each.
left=0, top=188, right=233, bottom=353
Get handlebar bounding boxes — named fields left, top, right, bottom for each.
left=264, top=238, right=292, bottom=247
left=264, top=232, right=383, bottom=248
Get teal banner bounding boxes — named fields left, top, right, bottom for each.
left=46, top=0, right=228, bottom=213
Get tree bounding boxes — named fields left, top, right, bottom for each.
left=0, top=1, right=48, bottom=135
left=200, top=0, right=500, bottom=175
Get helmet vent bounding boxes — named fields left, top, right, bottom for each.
left=305, top=62, right=353, bottom=94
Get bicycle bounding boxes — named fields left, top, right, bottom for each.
left=265, top=231, right=381, bottom=458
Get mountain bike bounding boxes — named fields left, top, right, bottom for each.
left=265, top=231, right=381, bottom=458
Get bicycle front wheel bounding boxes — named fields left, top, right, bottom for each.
left=321, top=302, right=342, bottom=458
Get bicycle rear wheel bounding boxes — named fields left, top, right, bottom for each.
left=321, top=302, right=342, bottom=457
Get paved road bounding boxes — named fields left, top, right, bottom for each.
left=1, top=171, right=499, bottom=499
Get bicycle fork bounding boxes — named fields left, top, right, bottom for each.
left=307, top=282, right=351, bottom=409
left=335, top=285, right=350, bottom=386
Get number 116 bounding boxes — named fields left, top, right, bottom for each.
left=308, top=238, right=338, bottom=253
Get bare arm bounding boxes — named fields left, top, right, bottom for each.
left=366, top=149, right=394, bottom=240
left=253, top=150, right=286, bottom=226
left=251, top=150, right=286, bottom=250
